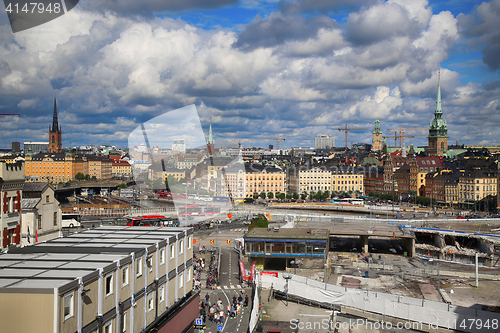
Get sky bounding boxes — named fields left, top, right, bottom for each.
left=0, top=0, right=499, bottom=150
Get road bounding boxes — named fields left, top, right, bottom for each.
left=198, top=245, right=252, bottom=333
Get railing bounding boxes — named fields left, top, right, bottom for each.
left=77, top=207, right=177, bottom=217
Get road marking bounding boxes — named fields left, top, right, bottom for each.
left=237, top=284, right=241, bottom=288
left=223, top=286, right=228, bottom=289
left=230, top=285, right=234, bottom=289
left=217, top=286, right=221, bottom=289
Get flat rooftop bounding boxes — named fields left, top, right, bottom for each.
left=245, top=228, right=329, bottom=240
left=0, top=226, right=192, bottom=292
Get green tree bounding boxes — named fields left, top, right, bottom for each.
left=248, top=214, right=268, bottom=231
left=118, top=183, right=127, bottom=189
left=84, top=174, right=90, bottom=181
left=323, top=190, right=330, bottom=200
left=309, top=191, right=315, bottom=200
left=301, top=191, right=307, bottom=200
left=260, top=192, right=266, bottom=199
left=277, top=192, right=285, bottom=201
left=314, top=190, right=323, bottom=200
left=286, top=193, right=292, bottom=200
left=75, top=172, right=85, bottom=180
left=382, top=144, right=388, bottom=154
left=267, top=192, right=274, bottom=199
left=91, top=176, right=97, bottom=181
left=253, top=192, right=259, bottom=199
left=293, top=192, right=299, bottom=200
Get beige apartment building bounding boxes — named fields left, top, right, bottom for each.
left=288, top=165, right=332, bottom=193
left=0, top=226, right=196, bottom=333
left=331, top=169, right=364, bottom=194
left=459, top=169, right=497, bottom=202
left=0, top=161, right=24, bottom=250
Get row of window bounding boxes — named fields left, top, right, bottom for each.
left=64, top=267, right=192, bottom=332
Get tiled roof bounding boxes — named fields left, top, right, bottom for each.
left=21, top=198, right=41, bottom=210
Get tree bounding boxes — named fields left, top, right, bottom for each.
left=253, top=192, right=259, bottom=199
left=75, top=172, right=85, bottom=181
left=91, top=176, right=97, bottom=181
left=301, top=191, right=307, bottom=200
left=309, top=191, right=315, bottom=200
left=286, top=193, right=292, bottom=200
left=293, top=192, right=299, bottom=200
left=267, top=192, right=274, bottom=199
left=260, top=192, right=266, bottom=199
left=248, top=214, right=268, bottom=231
left=277, top=192, right=285, bottom=201
left=323, top=190, right=330, bottom=200
left=118, top=183, right=127, bottom=189
left=84, top=174, right=90, bottom=181
left=314, top=190, right=323, bottom=200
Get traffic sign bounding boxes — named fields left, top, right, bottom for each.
left=217, top=324, right=223, bottom=331
left=195, top=318, right=203, bottom=325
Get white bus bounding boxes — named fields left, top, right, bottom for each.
left=61, top=213, right=82, bottom=228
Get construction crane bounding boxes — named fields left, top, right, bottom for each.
left=259, top=134, right=285, bottom=150
left=387, top=126, right=427, bottom=148
left=383, top=133, right=427, bottom=148
left=337, top=124, right=368, bottom=152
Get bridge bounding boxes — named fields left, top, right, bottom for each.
left=76, top=206, right=177, bottom=217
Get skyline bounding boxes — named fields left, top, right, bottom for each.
left=0, top=0, right=499, bottom=149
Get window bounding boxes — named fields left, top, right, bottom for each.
left=46, top=195, right=50, bottom=203
left=136, top=257, right=142, bottom=277
left=146, top=256, right=153, bottom=272
left=187, top=236, right=192, bottom=249
left=179, top=240, right=184, bottom=254
left=104, top=321, right=112, bottom=333
left=187, top=267, right=191, bottom=281
left=160, top=249, right=165, bottom=265
left=64, top=292, right=74, bottom=320
left=159, top=285, right=165, bottom=303
left=105, top=273, right=113, bottom=296
left=179, top=272, right=183, bottom=288
left=122, top=265, right=129, bottom=287
left=53, top=212, right=58, bottom=226
left=148, top=293, right=154, bottom=312
left=170, top=244, right=175, bottom=259
left=122, top=312, right=127, bottom=332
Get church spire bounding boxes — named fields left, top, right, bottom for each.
left=435, top=69, right=442, bottom=114
left=52, top=96, right=59, bottom=132
left=208, top=120, right=214, bottom=144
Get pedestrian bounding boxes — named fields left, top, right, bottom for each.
left=219, top=310, right=224, bottom=324
left=236, top=303, right=241, bottom=316
left=231, top=304, right=235, bottom=318
left=227, top=303, right=231, bottom=318
left=232, top=295, right=237, bottom=305
left=205, top=292, right=210, bottom=306
left=244, top=295, right=249, bottom=307
left=214, top=313, right=219, bottom=324
left=238, top=294, right=243, bottom=307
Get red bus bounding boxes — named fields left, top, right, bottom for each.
left=203, top=206, right=221, bottom=216
left=115, top=215, right=165, bottom=226
left=178, top=205, right=203, bottom=217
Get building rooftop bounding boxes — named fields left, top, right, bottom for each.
left=245, top=227, right=329, bottom=240
left=0, top=226, right=192, bottom=292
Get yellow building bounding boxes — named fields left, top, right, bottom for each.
left=112, top=161, right=132, bottom=177
left=163, top=168, right=186, bottom=182
left=459, top=170, right=497, bottom=202
left=25, top=152, right=112, bottom=183
left=297, top=166, right=332, bottom=192
left=220, top=164, right=285, bottom=199
left=331, top=170, right=364, bottom=194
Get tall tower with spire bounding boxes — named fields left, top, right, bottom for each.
left=207, top=121, right=215, bottom=156
left=428, top=70, right=448, bottom=156
left=48, top=97, right=62, bottom=153
left=372, top=118, right=383, bottom=151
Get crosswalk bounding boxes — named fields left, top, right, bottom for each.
left=217, top=284, right=242, bottom=290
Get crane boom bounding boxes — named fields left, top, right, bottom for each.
left=259, top=134, right=285, bottom=149
left=337, top=124, right=368, bottom=152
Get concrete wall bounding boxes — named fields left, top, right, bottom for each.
left=0, top=292, right=53, bottom=333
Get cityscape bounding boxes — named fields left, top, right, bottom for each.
left=1, top=0, right=500, bottom=333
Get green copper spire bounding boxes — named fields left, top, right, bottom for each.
left=428, top=69, right=448, bottom=138
left=373, top=118, right=382, bottom=134
left=435, top=69, right=442, bottom=113
left=208, top=120, right=214, bottom=144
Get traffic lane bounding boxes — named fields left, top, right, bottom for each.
left=219, top=248, right=241, bottom=288
left=201, top=287, right=251, bottom=333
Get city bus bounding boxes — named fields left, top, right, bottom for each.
left=203, top=206, right=221, bottom=216
left=178, top=205, right=203, bottom=217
